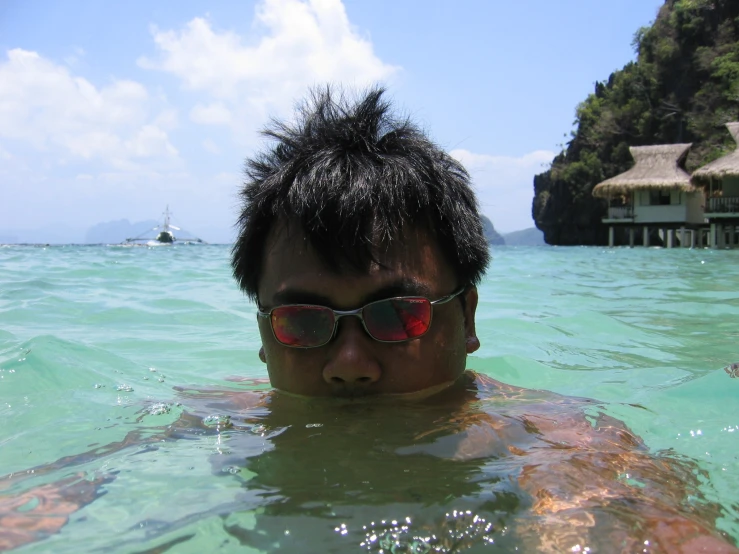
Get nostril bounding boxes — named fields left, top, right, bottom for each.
left=324, top=357, right=381, bottom=386
left=330, top=375, right=373, bottom=384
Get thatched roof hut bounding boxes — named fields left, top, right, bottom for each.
left=592, top=143, right=695, bottom=198
left=691, top=122, right=739, bottom=183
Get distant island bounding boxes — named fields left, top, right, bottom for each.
left=1, top=215, right=543, bottom=246
left=481, top=215, right=505, bottom=245
left=85, top=219, right=160, bottom=244
left=0, top=219, right=235, bottom=245
left=533, top=0, right=739, bottom=245
left=481, top=215, right=545, bottom=246
left=502, top=227, right=545, bottom=246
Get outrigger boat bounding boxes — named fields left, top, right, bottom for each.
left=123, top=206, right=206, bottom=245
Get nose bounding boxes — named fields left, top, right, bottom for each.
left=322, top=317, right=381, bottom=392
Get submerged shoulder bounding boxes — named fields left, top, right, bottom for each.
left=465, top=370, right=643, bottom=451
left=173, top=378, right=272, bottom=414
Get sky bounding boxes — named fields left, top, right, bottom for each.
left=0, top=0, right=665, bottom=242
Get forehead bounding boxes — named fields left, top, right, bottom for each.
left=257, top=220, right=456, bottom=304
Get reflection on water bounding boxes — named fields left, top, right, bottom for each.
left=149, top=373, right=730, bottom=553
left=0, top=369, right=735, bottom=553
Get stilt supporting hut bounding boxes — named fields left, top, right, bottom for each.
left=691, top=122, right=739, bottom=249
left=592, top=144, right=704, bottom=248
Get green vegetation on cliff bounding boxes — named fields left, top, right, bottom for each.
left=533, top=0, right=739, bottom=245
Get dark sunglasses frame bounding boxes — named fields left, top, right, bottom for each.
left=257, top=287, right=466, bottom=348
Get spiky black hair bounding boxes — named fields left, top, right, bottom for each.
left=231, top=85, right=489, bottom=299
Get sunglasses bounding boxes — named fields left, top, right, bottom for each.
left=257, top=288, right=465, bottom=348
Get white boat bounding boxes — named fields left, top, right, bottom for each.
left=123, top=206, right=205, bottom=245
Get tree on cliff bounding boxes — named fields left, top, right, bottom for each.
left=533, top=0, right=739, bottom=245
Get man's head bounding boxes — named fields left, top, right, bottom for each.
left=232, top=86, right=489, bottom=397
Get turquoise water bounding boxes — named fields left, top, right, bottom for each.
left=1, top=244, right=738, bottom=552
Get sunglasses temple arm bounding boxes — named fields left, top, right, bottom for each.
left=430, top=287, right=466, bottom=306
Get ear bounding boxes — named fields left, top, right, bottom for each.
left=258, top=346, right=267, bottom=364
left=462, top=287, right=480, bottom=354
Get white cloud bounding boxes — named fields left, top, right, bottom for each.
left=126, top=125, right=179, bottom=158
left=0, top=48, right=179, bottom=169
left=0, top=0, right=398, bottom=232
left=63, top=46, right=86, bottom=67
left=139, top=0, right=399, bottom=136
left=0, top=48, right=187, bottom=229
left=153, top=108, right=179, bottom=130
left=451, top=149, right=555, bottom=233
left=202, top=138, right=221, bottom=154
left=213, top=171, right=241, bottom=184
left=190, top=102, right=232, bottom=125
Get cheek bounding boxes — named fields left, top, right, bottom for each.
left=257, top=319, right=287, bottom=375
left=257, top=318, right=275, bottom=355
left=390, top=315, right=467, bottom=388
left=258, top=319, right=326, bottom=388
left=429, top=314, right=468, bottom=374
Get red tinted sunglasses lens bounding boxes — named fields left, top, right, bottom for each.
left=270, top=305, right=334, bottom=347
left=362, top=298, right=431, bottom=342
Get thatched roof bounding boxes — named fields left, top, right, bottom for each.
left=592, top=143, right=694, bottom=198
left=692, top=122, right=739, bottom=182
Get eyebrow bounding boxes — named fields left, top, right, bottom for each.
left=267, top=279, right=434, bottom=309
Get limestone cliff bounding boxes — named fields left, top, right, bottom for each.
left=533, top=0, right=739, bottom=245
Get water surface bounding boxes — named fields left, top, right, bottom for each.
left=1, top=244, right=737, bottom=552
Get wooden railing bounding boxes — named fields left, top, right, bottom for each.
left=606, top=206, right=634, bottom=220
left=707, top=196, right=739, bottom=214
